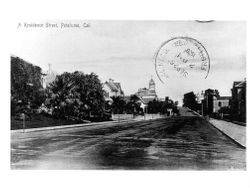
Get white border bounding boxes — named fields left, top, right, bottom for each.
left=1, top=0, right=249, bottom=189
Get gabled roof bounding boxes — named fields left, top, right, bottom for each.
left=114, top=82, right=124, bottom=95
left=113, top=82, right=120, bottom=89
left=233, top=80, right=246, bottom=88
left=105, top=81, right=118, bottom=92
left=204, top=88, right=219, bottom=97
left=104, top=79, right=124, bottom=94
left=233, top=81, right=241, bottom=87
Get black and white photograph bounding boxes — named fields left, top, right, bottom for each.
left=10, top=20, right=246, bottom=170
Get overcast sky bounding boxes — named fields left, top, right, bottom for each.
left=11, top=20, right=246, bottom=104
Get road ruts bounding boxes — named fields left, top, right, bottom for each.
left=11, top=108, right=245, bottom=170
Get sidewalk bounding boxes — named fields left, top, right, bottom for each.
left=208, top=118, right=246, bottom=148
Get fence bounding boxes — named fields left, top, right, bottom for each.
left=112, top=113, right=167, bottom=121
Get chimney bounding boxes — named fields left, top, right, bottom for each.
left=48, top=63, right=51, bottom=74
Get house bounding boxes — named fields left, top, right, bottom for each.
left=103, top=78, right=124, bottom=101
left=137, top=96, right=152, bottom=113
left=42, top=64, right=57, bottom=88
left=213, top=96, right=231, bottom=113
left=202, top=89, right=219, bottom=115
left=231, top=79, right=246, bottom=122
left=202, top=89, right=231, bottom=115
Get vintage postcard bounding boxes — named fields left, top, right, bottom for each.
left=10, top=20, right=246, bottom=170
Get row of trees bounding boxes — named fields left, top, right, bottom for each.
left=11, top=56, right=179, bottom=123
left=11, top=57, right=109, bottom=121
left=148, top=99, right=179, bottom=115
left=109, top=95, right=142, bottom=114
left=109, top=96, right=179, bottom=115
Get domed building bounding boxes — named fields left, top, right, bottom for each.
left=136, top=77, right=157, bottom=104
left=149, top=78, right=156, bottom=94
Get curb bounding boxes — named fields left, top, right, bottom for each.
left=11, top=117, right=166, bottom=134
left=206, top=120, right=246, bottom=149
left=222, top=119, right=246, bottom=127
left=185, top=107, right=202, bottom=117
left=11, top=119, right=133, bottom=134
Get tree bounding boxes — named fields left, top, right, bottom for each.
left=11, top=56, right=45, bottom=116
left=126, top=95, right=142, bottom=115
left=148, top=99, right=162, bottom=113
left=218, top=106, right=231, bottom=114
left=45, top=71, right=106, bottom=120
left=174, top=101, right=178, bottom=106
left=172, top=105, right=180, bottom=115
left=160, top=99, right=175, bottom=114
left=147, top=98, right=177, bottom=115
left=183, top=92, right=198, bottom=111
left=111, top=96, right=126, bottom=114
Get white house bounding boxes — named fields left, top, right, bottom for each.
left=103, top=78, right=124, bottom=101
left=213, top=96, right=231, bottom=113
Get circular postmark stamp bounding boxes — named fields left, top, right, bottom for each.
left=154, top=37, right=210, bottom=83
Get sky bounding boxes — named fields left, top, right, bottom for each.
left=11, top=20, right=246, bottom=104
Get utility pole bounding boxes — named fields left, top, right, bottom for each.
left=21, top=113, right=25, bottom=132
left=201, top=102, right=203, bottom=116
left=198, top=91, right=205, bottom=117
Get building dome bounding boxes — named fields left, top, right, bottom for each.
left=149, top=77, right=156, bottom=94
left=149, top=78, right=155, bottom=85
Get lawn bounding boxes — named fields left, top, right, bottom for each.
left=11, top=114, right=85, bottom=130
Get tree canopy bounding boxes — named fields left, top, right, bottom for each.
left=11, top=56, right=45, bottom=116
left=45, top=71, right=106, bottom=120
left=183, top=91, right=199, bottom=111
